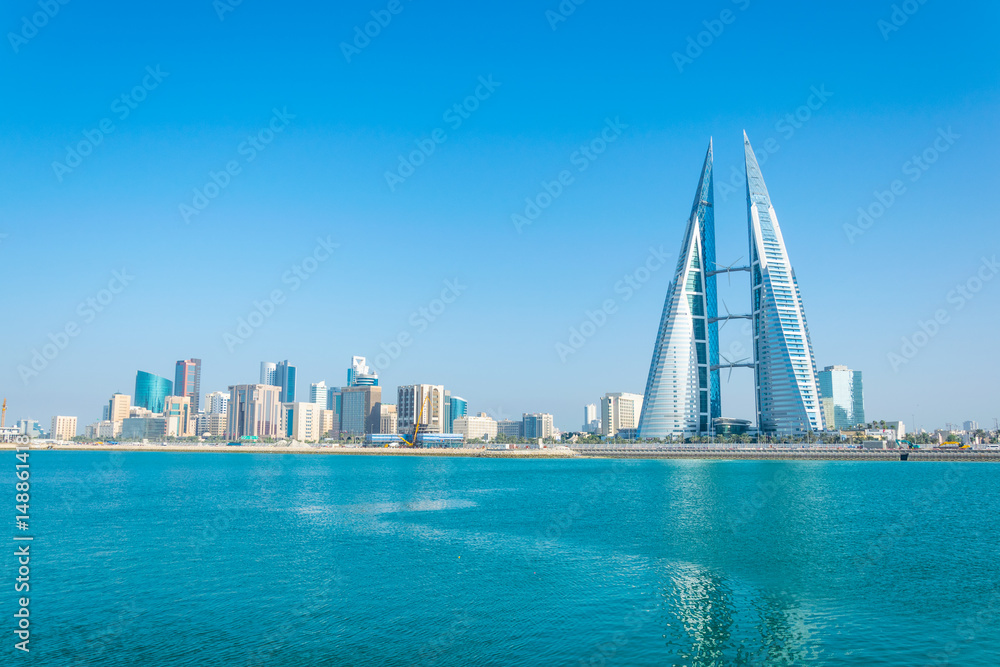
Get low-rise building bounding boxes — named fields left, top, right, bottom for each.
left=122, top=417, right=167, bottom=441
left=523, top=413, right=554, bottom=440
left=85, top=421, right=116, bottom=439
left=497, top=419, right=522, bottom=439
left=281, top=402, right=323, bottom=442
left=380, top=404, right=398, bottom=434
left=197, top=413, right=228, bottom=438
left=453, top=412, right=498, bottom=441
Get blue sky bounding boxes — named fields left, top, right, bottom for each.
left=2, top=0, right=998, bottom=432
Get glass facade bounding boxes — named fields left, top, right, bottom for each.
left=817, top=366, right=865, bottom=430
left=745, top=133, right=824, bottom=434
left=638, top=140, right=718, bottom=439
left=275, top=360, right=295, bottom=403
left=174, top=359, right=201, bottom=413
left=347, top=356, right=379, bottom=387
left=448, top=397, right=467, bottom=433
left=134, top=371, right=173, bottom=414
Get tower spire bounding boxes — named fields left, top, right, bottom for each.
left=638, top=140, right=719, bottom=439
left=744, top=134, right=824, bottom=435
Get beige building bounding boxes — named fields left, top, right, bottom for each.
left=51, top=415, right=77, bottom=441
left=319, top=409, right=337, bottom=439
left=85, top=420, right=116, bottom=439
left=197, top=413, right=228, bottom=438
left=108, top=393, right=131, bottom=435
left=601, top=392, right=643, bottom=437
left=453, top=412, right=498, bottom=441
left=281, top=402, right=323, bottom=442
left=227, top=384, right=282, bottom=439
left=379, top=404, right=398, bottom=434
left=397, top=384, right=446, bottom=434
left=164, top=396, right=194, bottom=437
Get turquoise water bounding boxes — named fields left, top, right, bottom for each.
left=16, top=452, right=1000, bottom=665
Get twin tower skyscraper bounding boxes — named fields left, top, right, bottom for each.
left=636, top=133, right=824, bottom=438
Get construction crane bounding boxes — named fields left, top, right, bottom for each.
left=1, top=398, right=6, bottom=429
left=400, top=393, right=431, bottom=448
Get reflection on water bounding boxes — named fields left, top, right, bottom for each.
left=661, top=564, right=819, bottom=665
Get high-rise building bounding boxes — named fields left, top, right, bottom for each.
left=227, top=384, right=282, bottom=439
left=174, top=359, right=202, bottom=413
left=397, top=384, right=446, bottom=435
left=340, top=386, right=382, bottom=435
left=309, top=381, right=329, bottom=407
left=583, top=404, right=597, bottom=431
left=379, top=404, right=398, bottom=434
left=347, top=356, right=379, bottom=387
left=447, top=396, right=467, bottom=434
left=134, top=371, right=173, bottom=414
left=745, top=133, right=823, bottom=435
left=497, top=420, right=523, bottom=439
left=108, top=393, right=131, bottom=435
left=260, top=362, right=277, bottom=386
left=274, top=360, right=296, bottom=403
left=638, top=140, right=719, bottom=439
left=51, top=415, right=77, bottom=440
left=281, top=402, right=323, bottom=442
left=602, top=393, right=643, bottom=437
left=817, top=365, right=865, bottom=430
left=453, top=413, right=498, bottom=441
left=164, top=396, right=194, bottom=437
left=638, top=134, right=825, bottom=439
left=522, top=413, right=554, bottom=440
left=204, top=391, right=229, bottom=415
left=964, top=421, right=979, bottom=432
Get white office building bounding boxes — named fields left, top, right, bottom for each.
left=602, top=393, right=643, bottom=437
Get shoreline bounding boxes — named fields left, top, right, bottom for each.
left=5, top=443, right=1000, bottom=461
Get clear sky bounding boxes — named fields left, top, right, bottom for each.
left=2, top=0, right=998, bottom=433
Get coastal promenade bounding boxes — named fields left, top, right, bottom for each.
left=6, top=442, right=1000, bottom=461
left=572, top=445, right=1000, bottom=462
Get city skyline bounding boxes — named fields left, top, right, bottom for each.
left=2, top=2, right=998, bottom=432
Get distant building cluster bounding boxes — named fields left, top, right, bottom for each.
left=29, top=355, right=557, bottom=446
